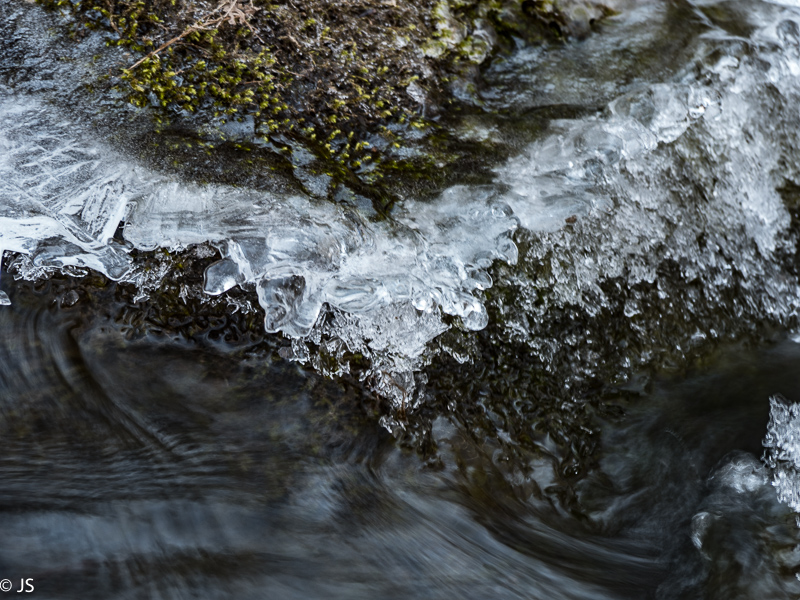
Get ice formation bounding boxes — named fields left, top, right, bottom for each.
left=0, top=99, right=135, bottom=301
left=126, top=182, right=518, bottom=378
left=0, top=93, right=518, bottom=396
left=481, top=1, right=800, bottom=391
left=4, top=0, right=800, bottom=409
left=763, top=395, right=800, bottom=512
left=0, top=17, right=519, bottom=405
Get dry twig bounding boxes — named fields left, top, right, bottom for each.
left=127, top=0, right=260, bottom=71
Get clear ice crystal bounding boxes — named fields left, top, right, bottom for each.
left=764, top=395, right=800, bottom=512
left=491, top=4, right=800, bottom=393
left=7, top=0, right=800, bottom=410
left=0, top=98, right=133, bottom=279
left=0, top=5, right=520, bottom=401
left=125, top=179, right=518, bottom=372
left=0, top=99, right=518, bottom=408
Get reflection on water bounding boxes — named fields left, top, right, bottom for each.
left=2, top=282, right=799, bottom=599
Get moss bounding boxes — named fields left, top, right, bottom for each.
left=34, top=0, right=617, bottom=208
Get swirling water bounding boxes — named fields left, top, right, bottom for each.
left=5, top=0, right=800, bottom=597
left=3, top=267, right=800, bottom=599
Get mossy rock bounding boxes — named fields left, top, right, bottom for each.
left=33, top=0, right=619, bottom=209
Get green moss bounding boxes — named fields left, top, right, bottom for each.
left=34, top=0, right=616, bottom=208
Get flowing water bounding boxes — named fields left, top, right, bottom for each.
left=5, top=0, right=800, bottom=597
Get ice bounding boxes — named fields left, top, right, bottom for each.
left=492, top=80, right=724, bottom=233
left=0, top=107, right=517, bottom=414
left=0, top=2, right=519, bottom=401
left=488, top=3, right=800, bottom=395
left=0, top=92, right=517, bottom=405
left=0, top=98, right=134, bottom=279
left=124, top=178, right=518, bottom=382
left=764, top=395, right=800, bottom=512
left=6, top=0, right=800, bottom=411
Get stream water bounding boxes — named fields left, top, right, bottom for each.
left=4, top=0, right=800, bottom=597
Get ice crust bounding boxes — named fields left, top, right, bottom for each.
left=0, top=103, right=517, bottom=400
left=764, top=395, right=800, bottom=512
left=125, top=181, right=519, bottom=367
left=488, top=2, right=800, bottom=389
left=0, top=3, right=518, bottom=391
left=0, top=99, right=134, bottom=278
left=5, top=0, right=800, bottom=409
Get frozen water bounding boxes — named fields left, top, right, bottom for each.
left=126, top=181, right=518, bottom=379
left=0, top=98, right=133, bottom=279
left=764, top=395, right=800, bottom=512
left=0, top=6, right=519, bottom=407
left=0, top=6, right=518, bottom=406
left=0, top=93, right=518, bottom=404
left=126, top=183, right=517, bottom=338
left=488, top=0, right=800, bottom=394
left=5, top=0, right=800, bottom=411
